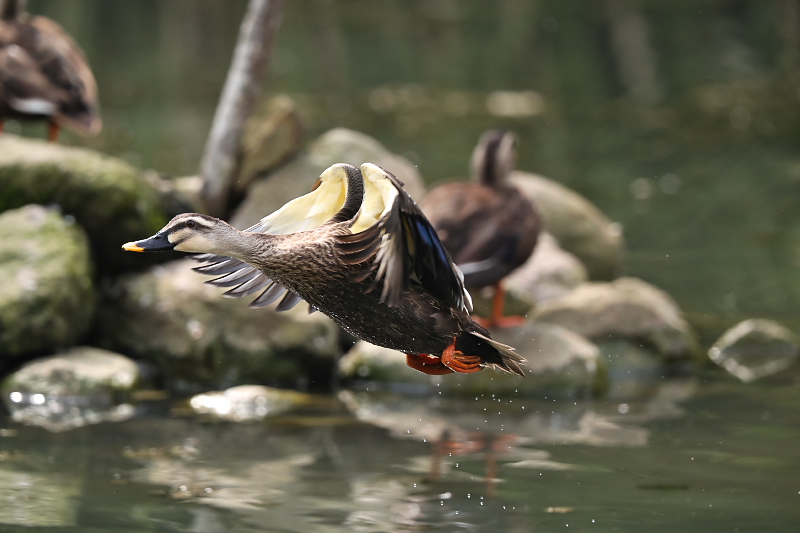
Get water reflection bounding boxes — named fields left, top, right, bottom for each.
left=0, top=375, right=798, bottom=531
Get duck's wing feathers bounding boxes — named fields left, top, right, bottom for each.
left=337, top=163, right=472, bottom=313
left=192, top=164, right=363, bottom=312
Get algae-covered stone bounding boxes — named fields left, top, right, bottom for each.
left=0, top=205, right=94, bottom=361
left=0, top=346, right=138, bottom=432
left=709, top=319, right=799, bottom=382
left=509, top=171, right=624, bottom=280
left=338, top=321, right=602, bottom=399
left=232, top=128, right=425, bottom=229
left=97, top=259, right=341, bottom=391
left=0, top=134, right=182, bottom=272
left=237, top=95, right=306, bottom=193
left=534, top=277, right=698, bottom=359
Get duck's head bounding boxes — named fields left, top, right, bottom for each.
left=470, top=129, right=518, bottom=186
left=122, top=213, right=235, bottom=254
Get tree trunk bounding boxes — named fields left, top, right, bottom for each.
left=199, top=0, right=285, bottom=217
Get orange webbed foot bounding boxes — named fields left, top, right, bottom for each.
left=441, top=337, right=483, bottom=373
left=406, top=353, right=454, bottom=375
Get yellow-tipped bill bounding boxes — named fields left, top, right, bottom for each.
left=121, top=232, right=175, bottom=252
left=122, top=242, right=145, bottom=252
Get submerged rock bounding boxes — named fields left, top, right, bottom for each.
left=0, top=205, right=94, bottom=361
left=0, top=134, right=182, bottom=272
left=0, top=346, right=139, bottom=432
left=534, top=277, right=698, bottom=360
left=189, top=385, right=316, bottom=421
left=232, top=128, right=425, bottom=229
left=509, top=171, right=624, bottom=280
left=709, top=319, right=799, bottom=382
left=338, top=321, right=602, bottom=398
left=97, top=259, right=341, bottom=392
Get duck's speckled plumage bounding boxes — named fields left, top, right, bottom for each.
left=123, top=163, right=525, bottom=376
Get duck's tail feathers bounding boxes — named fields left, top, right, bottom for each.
left=469, top=331, right=526, bottom=376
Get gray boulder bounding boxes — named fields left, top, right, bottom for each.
left=232, top=128, right=425, bottom=229
left=0, top=346, right=139, bottom=432
left=709, top=319, right=799, bottom=382
left=534, top=277, right=698, bottom=359
left=338, top=321, right=602, bottom=398
left=0, top=134, right=184, bottom=272
left=97, top=259, right=341, bottom=391
left=504, top=231, right=589, bottom=306
left=509, top=171, right=624, bottom=280
left=0, top=205, right=94, bottom=362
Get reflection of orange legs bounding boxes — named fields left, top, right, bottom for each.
left=441, top=337, right=483, bottom=373
left=473, top=281, right=527, bottom=329
left=48, top=122, right=60, bottom=143
left=406, top=353, right=454, bottom=375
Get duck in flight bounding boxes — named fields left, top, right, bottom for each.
left=123, top=163, right=525, bottom=376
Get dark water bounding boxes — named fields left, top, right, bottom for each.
left=1, top=373, right=799, bottom=532
left=5, top=1, right=800, bottom=531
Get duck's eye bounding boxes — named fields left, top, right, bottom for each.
left=186, top=220, right=196, bottom=229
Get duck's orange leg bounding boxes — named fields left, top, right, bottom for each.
left=441, top=337, right=483, bottom=373
left=406, top=353, right=454, bottom=375
left=47, top=122, right=60, bottom=143
left=473, top=281, right=527, bottom=329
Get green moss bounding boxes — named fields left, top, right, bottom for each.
left=0, top=205, right=94, bottom=358
left=0, top=135, right=185, bottom=273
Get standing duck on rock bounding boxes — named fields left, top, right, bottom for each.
left=123, top=163, right=526, bottom=377
left=419, top=130, right=541, bottom=328
left=0, top=0, right=101, bottom=141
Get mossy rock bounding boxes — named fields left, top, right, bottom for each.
left=0, top=135, right=184, bottom=272
left=96, top=259, right=341, bottom=393
left=0, top=205, right=94, bottom=362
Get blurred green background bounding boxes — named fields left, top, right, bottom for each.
left=17, top=0, right=800, bottom=341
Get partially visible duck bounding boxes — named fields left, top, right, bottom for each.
left=419, top=130, right=540, bottom=328
left=0, top=0, right=101, bottom=141
left=123, top=163, right=525, bottom=376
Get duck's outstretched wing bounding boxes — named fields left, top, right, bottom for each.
left=192, top=164, right=364, bottom=312
left=336, top=163, right=472, bottom=313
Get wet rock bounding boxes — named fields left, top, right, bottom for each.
left=237, top=95, right=306, bottom=193
left=0, top=346, right=138, bottom=432
left=338, top=321, right=602, bottom=398
left=97, top=259, right=341, bottom=392
left=509, top=171, right=624, bottom=280
left=0, top=205, right=94, bottom=361
left=504, top=232, right=589, bottom=306
left=0, top=134, right=183, bottom=272
left=709, top=319, right=799, bottom=382
left=189, top=385, right=316, bottom=421
left=534, top=277, right=698, bottom=359
left=232, top=128, right=425, bottom=228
